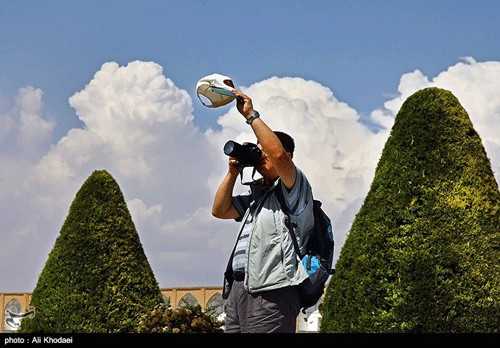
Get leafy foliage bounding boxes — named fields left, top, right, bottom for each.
left=321, top=88, right=500, bottom=332
left=20, top=170, right=163, bottom=333
left=136, top=302, right=224, bottom=333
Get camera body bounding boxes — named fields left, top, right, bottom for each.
left=224, top=140, right=263, bottom=167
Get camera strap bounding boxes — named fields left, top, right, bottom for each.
left=240, top=166, right=260, bottom=186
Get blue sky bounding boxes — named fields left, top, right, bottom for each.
left=1, top=0, right=500, bottom=293
left=3, top=0, right=498, bottom=136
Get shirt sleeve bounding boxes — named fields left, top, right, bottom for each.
left=279, top=166, right=312, bottom=216
left=232, top=191, right=252, bottom=221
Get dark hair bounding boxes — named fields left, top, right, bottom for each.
left=274, top=131, right=295, bottom=157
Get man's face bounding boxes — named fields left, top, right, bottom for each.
left=255, top=143, right=279, bottom=181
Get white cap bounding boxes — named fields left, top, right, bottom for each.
left=196, top=73, right=236, bottom=108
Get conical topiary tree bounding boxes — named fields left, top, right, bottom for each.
left=321, top=87, right=500, bottom=333
left=20, top=170, right=163, bottom=333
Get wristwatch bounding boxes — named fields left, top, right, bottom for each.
left=246, top=110, right=260, bottom=125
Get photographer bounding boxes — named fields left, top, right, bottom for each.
left=212, top=90, right=315, bottom=333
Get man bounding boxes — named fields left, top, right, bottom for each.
left=212, top=89, right=315, bottom=333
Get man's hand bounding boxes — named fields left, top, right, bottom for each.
left=228, top=157, right=243, bottom=177
left=212, top=156, right=243, bottom=220
left=233, top=90, right=254, bottom=119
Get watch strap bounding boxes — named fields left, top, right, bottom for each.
left=246, top=110, right=260, bottom=125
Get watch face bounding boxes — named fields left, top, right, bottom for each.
left=246, top=111, right=259, bottom=124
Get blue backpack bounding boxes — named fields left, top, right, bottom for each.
left=276, top=187, right=335, bottom=312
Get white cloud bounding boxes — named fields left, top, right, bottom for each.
left=128, top=198, right=163, bottom=221
left=0, top=86, right=55, bottom=160
left=16, top=87, right=55, bottom=154
left=1, top=58, right=500, bottom=292
left=208, top=76, right=386, bottom=219
left=67, top=61, right=197, bottom=181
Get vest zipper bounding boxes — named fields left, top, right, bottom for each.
left=244, top=184, right=279, bottom=292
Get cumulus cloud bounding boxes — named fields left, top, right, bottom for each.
left=0, top=86, right=55, bottom=159
left=0, top=86, right=57, bottom=291
left=22, top=61, right=213, bottom=221
left=206, top=77, right=389, bottom=252
left=1, top=61, right=215, bottom=290
left=2, top=58, right=500, bottom=292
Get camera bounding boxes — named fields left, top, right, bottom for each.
left=224, top=140, right=263, bottom=167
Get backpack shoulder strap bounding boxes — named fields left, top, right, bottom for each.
left=275, top=183, right=303, bottom=259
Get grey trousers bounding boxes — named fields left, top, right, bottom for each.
left=224, top=280, right=301, bottom=333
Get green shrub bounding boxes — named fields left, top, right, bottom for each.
left=136, top=302, right=223, bottom=333
left=321, top=88, right=500, bottom=333
left=20, top=170, right=163, bottom=333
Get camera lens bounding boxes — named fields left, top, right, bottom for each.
left=223, top=141, right=237, bottom=156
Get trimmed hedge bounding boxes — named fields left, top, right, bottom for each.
left=20, top=170, right=163, bottom=333
left=321, top=88, right=500, bottom=332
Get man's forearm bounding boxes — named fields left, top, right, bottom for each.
left=212, top=171, right=239, bottom=218
left=248, top=116, right=285, bottom=159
